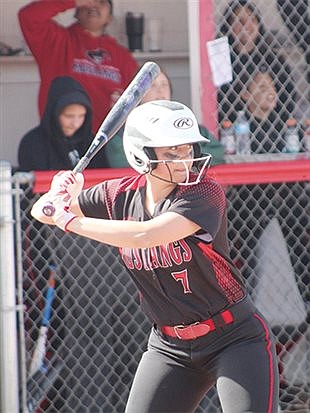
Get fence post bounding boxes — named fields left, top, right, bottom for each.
left=0, top=161, right=19, bottom=413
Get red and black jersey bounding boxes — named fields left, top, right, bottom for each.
left=78, top=174, right=246, bottom=326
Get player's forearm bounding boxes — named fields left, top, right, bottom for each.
left=65, top=217, right=156, bottom=248
left=65, top=214, right=199, bottom=249
left=31, top=199, right=161, bottom=247
left=31, top=193, right=56, bottom=225
left=31, top=193, right=82, bottom=225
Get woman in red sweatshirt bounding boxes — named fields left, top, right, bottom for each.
left=19, top=0, right=138, bottom=134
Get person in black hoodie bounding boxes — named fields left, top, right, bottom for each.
left=18, top=75, right=107, bottom=171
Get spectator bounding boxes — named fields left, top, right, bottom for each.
left=18, top=0, right=139, bottom=134
left=104, top=70, right=225, bottom=167
left=235, top=62, right=293, bottom=153
left=218, top=0, right=297, bottom=125
left=18, top=76, right=107, bottom=171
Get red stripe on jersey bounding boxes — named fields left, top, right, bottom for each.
left=197, top=242, right=244, bottom=304
left=253, top=313, right=276, bottom=413
left=105, top=175, right=146, bottom=218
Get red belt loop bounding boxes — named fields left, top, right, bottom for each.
left=221, top=310, right=234, bottom=325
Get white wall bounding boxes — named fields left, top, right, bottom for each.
left=0, top=1, right=25, bottom=49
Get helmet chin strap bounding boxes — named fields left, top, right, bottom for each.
left=148, top=155, right=211, bottom=186
left=149, top=162, right=188, bottom=185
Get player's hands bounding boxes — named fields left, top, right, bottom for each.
left=51, top=195, right=78, bottom=232
left=49, top=171, right=84, bottom=204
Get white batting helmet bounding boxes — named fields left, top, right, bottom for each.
left=123, top=100, right=210, bottom=175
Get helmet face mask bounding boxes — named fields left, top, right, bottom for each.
left=148, top=153, right=212, bottom=185
left=123, top=100, right=212, bottom=184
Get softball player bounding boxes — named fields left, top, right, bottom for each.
left=32, top=100, right=279, bottom=412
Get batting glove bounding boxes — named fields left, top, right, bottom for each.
left=50, top=171, right=84, bottom=204
left=51, top=195, right=78, bottom=232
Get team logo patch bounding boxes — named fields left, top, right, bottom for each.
left=173, top=117, right=194, bottom=129
left=86, top=49, right=110, bottom=64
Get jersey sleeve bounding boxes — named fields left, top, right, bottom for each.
left=18, top=0, right=74, bottom=59
left=78, top=177, right=128, bottom=219
left=78, top=182, right=110, bottom=219
left=170, top=178, right=226, bottom=239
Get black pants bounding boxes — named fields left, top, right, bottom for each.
left=125, top=300, right=279, bottom=413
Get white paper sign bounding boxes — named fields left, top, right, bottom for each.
left=206, top=36, right=233, bottom=87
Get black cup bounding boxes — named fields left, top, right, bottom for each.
left=126, top=12, right=144, bottom=51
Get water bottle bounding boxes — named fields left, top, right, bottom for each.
left=234, top=110, right=251, bottom=154
left=302, top=118, right=310, bottom=152
left=283, top=118, right=300, bottom=153
left=220, top=119, right=236, bottom=154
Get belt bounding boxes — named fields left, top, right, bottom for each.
left=161, top=309, right=234, bottom=341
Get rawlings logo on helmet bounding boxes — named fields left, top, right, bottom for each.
left=173, top=117, right=194, bottom=129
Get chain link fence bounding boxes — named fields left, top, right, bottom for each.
left=9, top=158, right=308, bottom=413
left=17, top=186, right=152, bottom=413
left=214, top=0, right=309, bottom=150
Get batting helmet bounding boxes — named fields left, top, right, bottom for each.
left=123, top=100, right=211, bottom=177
